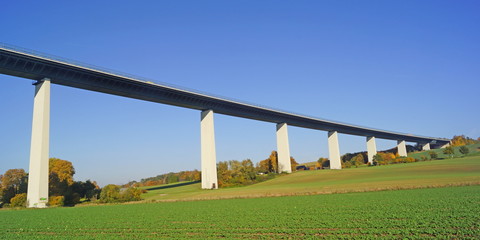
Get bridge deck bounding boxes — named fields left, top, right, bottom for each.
left=0, top=45, right=449, bottom=145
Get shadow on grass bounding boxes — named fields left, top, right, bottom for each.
left=145, top=181, right=200, bottom=191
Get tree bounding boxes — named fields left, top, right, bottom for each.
left=372, top=154, right=383, bottom=166
left=443, top=146, right=455, bottom=158
left=120, top=188, right=142, bottom=202
left=258, top=151, right=278, bottom=173
left=351, top=154, right=364, bottom=167
left=49, top=158, right=75, bottom=186
left=451, top=135, right=476, bottom=146
left=1, top=169, right=27, bottom=203
left=290, top=157, right=299, bottom=172
left=10, top=193, right=27, bottom=207
left=316, top=158, right=330, bottom=169
left=99, top=184, right=121, bottom=203
left=459, top=146, right=469, bottom=155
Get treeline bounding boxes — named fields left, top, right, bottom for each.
left=313, top=135, right=479, bottom=169
left=0, top=158, right=142, bottom=208
left=217, top=151, right=298, bottom=188
left=451, top=135, right=479, bottom=147
left=124, top=170, right=201, bottom=188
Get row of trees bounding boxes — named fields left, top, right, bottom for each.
left=450, top=135, right=479, bottom=147
left=0, top=158, right=143, bottom=208
left=124, top=170, right=201, bottom=188
left=217, top=151, right=299, bottom=188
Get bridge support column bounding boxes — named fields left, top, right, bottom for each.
left=328, top=131, right=341, bottom=169
left=421, top=143, right=431, bottom=151
left=200, top=110, right=218, bottom=189
left=397, top=140, right=407, bottom=157
left=366, top=136, right=377, bottom=164
left=27, top=78, right=51, bottom=208
left=440, top=142, right=450, bottom=148
left=276, top=123, right=292, bottom=173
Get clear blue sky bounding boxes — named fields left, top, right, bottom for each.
left=1, top=1, right=479, bottom=186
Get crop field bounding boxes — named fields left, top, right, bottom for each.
left=1, top=185, right=479, bottom=239
left=143, top=153, right=480, bottom=201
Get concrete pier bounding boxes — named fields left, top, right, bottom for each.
left=328, top=131, right=342, bottom=169
left=276, top=123, right=292, bottom=173
left=421, top=143, right=431, bottom=151
left=397, top=140, right=407, bottom=157
left=27, top=78, right=51, bottom=208
left=366, top=136, right=377, bottom=164
left=201, top=110, right=218, bottom=189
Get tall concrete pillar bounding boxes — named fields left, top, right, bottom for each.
left=397, top=140, right=407, bottom=157
left=421, top=143, right=431, bottom=151
left=276, top=123, right=292, bottom=173
left=200, top=110, right=218, bottom=189
left=27, top=78, right=51, bottom=208
left=328, top=131, right=341, bottom=169
left=366, top=136, right=377, bottom=164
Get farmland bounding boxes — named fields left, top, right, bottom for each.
left=142, top=152, right=480, bottom=201
left=1, top=186, right=479, bottom=239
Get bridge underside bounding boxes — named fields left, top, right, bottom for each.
left=0, top=48, right=449, bottom=144
left=0, top=46, right=450, bottom=208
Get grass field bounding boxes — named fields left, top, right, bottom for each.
left=1, top=145, right=479, bottom=239
left=1, top=186, right=479, bottom=239
left=142, top=152, right=480, bottom=202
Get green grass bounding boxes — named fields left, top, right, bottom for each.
left=409, top=143, right=480, bottom=159
left=142, top=153, right=480, bottom=201
left=1, top=186, right=479, bottom=239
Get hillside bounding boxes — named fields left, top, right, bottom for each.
left=142, top=145, right=480, bottom=202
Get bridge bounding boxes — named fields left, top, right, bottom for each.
left=0, top=44, right=450, bottom=207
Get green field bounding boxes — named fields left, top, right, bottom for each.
left=1, top=145, right=479, bottom=239
left=1, top=186, right=479, bottom=239
left=142, top=152, right=480, bottom=202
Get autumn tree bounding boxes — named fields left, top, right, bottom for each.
left=1, top=169, right=28, bottom=203
left=316, top=158, right=329, bottom=169
left=120, top=188, right=142, bottom=202
left=99, top=184, right=121, bottom=203
left=258, top=151, right=278, bottom=173
left=290, top=157, right=299, bottom=172
left=49, top=158, right=76, bottom=204
left=451, top=135, right=476, bottom=146
left=350, top=154, right=364, bottom=168
left=10, top=193, right=27, bottom=207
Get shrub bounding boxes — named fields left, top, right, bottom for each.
left=10, top=193, right=27, bottom=207
left=120, top=188, right=142, bottom=202
left=428, top=151, right=438, bottom=160
left=405, top=157, right=416, bottom=163
left=443, top=146, right=455, bottom=158
left=48, top=196, right=65, bottom=207
left=459, top=146, right=469, bottom=155
left=99, top=184, right=121, bottom=203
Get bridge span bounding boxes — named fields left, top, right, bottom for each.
left=0, top=44, right=450, bottom=207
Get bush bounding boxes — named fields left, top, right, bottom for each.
left=48, top=196, right=65, bottom=207
left=120, top=188, right=142, bottom=202
left=459, top=146, right=469, bottom=155
left=100, top=185, right=143, bottom=203
left=428, top=151, right=438, bottom=160
left=10, top=193, right=27, bottom=207
left=99, top=184, right=121, bottom=203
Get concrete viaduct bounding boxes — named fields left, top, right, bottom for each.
left=0, top=44, right=450, bottom=208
